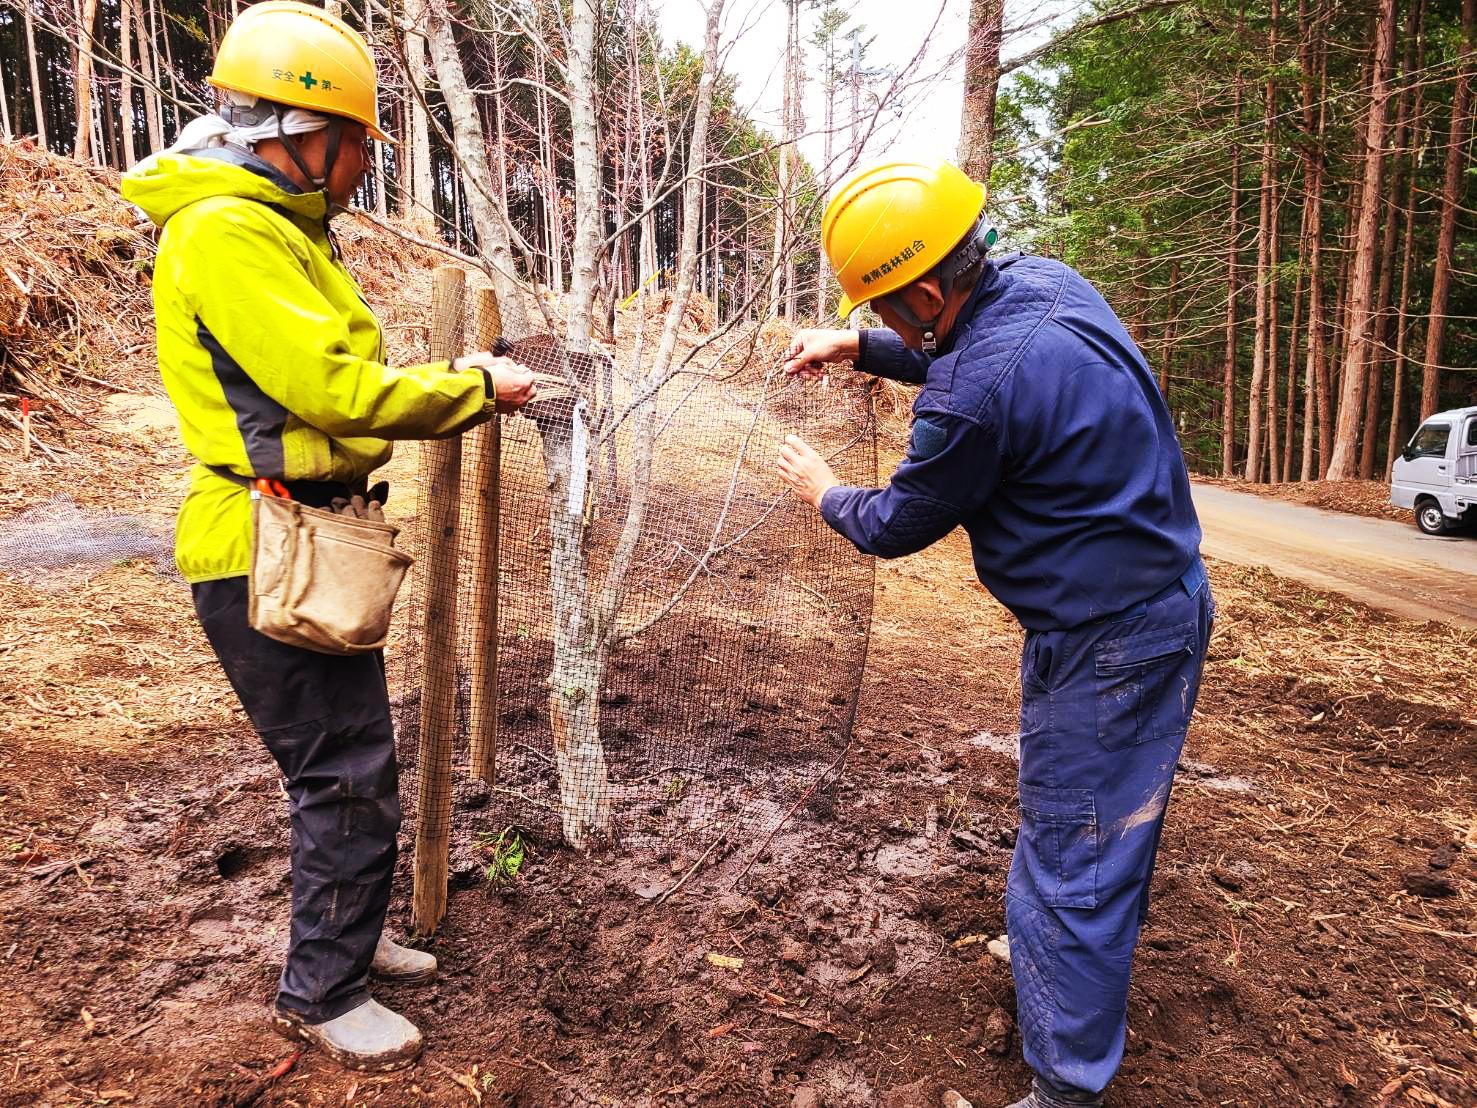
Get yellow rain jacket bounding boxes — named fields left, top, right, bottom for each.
left=121, top=148, right=494, bottom=583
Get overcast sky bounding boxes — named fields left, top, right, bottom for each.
left=656, top=0, right=1081, bottom=195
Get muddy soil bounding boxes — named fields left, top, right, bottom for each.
left=2, top=511, right=1474, bottom=1107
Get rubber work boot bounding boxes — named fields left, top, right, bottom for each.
left=1004, top=1079, right=1103, bottom=1108
left=273, top=998, right=422, bottom=1072
left=371, top=933, right=437, bottom=983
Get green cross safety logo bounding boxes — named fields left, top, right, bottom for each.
left=299, top=71, right=318, bottom=90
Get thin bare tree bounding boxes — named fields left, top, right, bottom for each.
left=425, top=0, right=530, bottom=334
left=1418, top=0, right=1475, bottom=419
left=73, top=0, right=101, bottom=162
left=1245, top=0, right=1277, bottom=483
left=1327, top=0, right=1397, bottom=479
left=23, top=0, right=46, bottom=148
left=405, top=0, right=437, bottom=224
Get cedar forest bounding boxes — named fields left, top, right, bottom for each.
left=0, top=0, right=1472, bottom=480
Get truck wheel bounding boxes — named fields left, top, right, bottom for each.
left=1415, top=500, right=1448, bottom=536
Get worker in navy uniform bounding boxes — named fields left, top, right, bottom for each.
left=776, top=160, right=1214, bottom=1108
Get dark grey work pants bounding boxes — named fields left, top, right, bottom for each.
left=192, top=576, right=400, bottom=1023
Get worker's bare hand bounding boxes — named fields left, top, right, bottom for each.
left=777, top=434, right=839, bottom=508
left=461, top=351, right=538, bottom=412
left=489, top=359, right=537, bottom=412
left=783, top=329, right=859, bottom=382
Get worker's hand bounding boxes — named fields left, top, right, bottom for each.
left=783, top=329, right=860, bottom=382
left=460, top=351, right=538, bottom=412
left=489, top=359, right=537, bottom=413
left=778, top=434, right=839, bottom=508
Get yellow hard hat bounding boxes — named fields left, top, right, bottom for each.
left=823, top=160, right=989, bottom=319
left=208, top=1, right=391, bottom=142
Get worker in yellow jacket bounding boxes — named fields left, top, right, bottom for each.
left=121, top=2, right=533, bottom=1071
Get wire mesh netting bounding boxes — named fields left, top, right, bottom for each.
left=0, top=494, right=175, bottom=591
left=394, top=270, right=876, bottom=920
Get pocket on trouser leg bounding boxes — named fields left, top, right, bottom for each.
left=1093, top=621, right=1197, bottom=752
left=1012, top=784, right=1098, bottom=909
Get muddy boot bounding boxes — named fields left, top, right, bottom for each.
left=1004, top=1079, right=1103, bottom=1108
left=273, top=998, right=422, bottom=1072
left=371, top=934, right=437, bottom=983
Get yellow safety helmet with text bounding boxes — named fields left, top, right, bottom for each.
left=823, top=160, right=994, bottom=319
left=208, top=0, right=391, bottom=142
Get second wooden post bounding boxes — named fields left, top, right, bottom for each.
left=412, top=265, right=466, bottom=935
left=464, top=286, right=503, bottom=784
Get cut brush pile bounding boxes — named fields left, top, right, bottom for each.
left=0, top=140, right=157, bottom=443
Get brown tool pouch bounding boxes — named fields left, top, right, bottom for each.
left=248, top=492, right=412, bottom=655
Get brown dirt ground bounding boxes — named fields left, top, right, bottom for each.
left=2, top=140, right=1475, bottom=1108
left=2, top=488, right=1474, bottom=1107
left=1194, top=477, right=1408, bottom=523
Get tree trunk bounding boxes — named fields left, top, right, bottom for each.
left=1292, top=0, right=1315, bottom=481
left=532, top=0, right=613, bottom=849
left=1360, top=0, right=1424, bottom=478
left=769, top=0, right=795, bottom=318
left=1283, top=257, right=1303, bottom=481
left=153, top=0, right=179, bottom=136
left=0, top=47, right=11, bottom=139
left=1418, top=0, right=1475, bottom=419
left=1221, top=43, right=1244, bottom=478
left=101, top=61, right=119, bottom=169
left=1246, top=9, right=1275, bottom=484
left=118, top=0, right=136, bottom=167
left=536, top=45, right=564, bottom=293
left=363, top=0, right=388, bottom=218
left=1326, top=0, right=1397, bottom=480
left=1160, top=259, right=1180, bottom=399
left=137, top=0, right=162, bottom=150
left=784, top=0, right=800, bottom=320
left=1386, top=166, right=1419, bottom=477
left=816, top=27, right=835, bottom=320
left=1267, top=173, right=1281, bottom=483
left=1386, top=66, right=1427, bottom=478
left=958, top=0, right=1005, bottom=183
left=405, top=0, right=436, bottom=227
left=424, top=0, right=530, bottom=337
left=73, top=0, right=100, bottom=162
left=1310, top=30, right=1333, bottom=478
left=24, top=1, right=47, bottom=148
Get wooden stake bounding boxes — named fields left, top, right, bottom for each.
left=465, top=286, right=504, bottom=784
left=20, top=398, right=31, bottom=461
left=412, top=265, right=466, bottom=936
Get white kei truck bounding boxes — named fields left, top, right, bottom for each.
left=1390, top=405, right=1477, bottom=536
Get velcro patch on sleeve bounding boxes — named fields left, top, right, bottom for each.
left=909, top=415, right=950, bottom=462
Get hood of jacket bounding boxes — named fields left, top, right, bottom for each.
left=121, top=146, right=327, bottom=228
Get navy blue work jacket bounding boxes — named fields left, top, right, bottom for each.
left=819, top=253, right=1202, bottom=632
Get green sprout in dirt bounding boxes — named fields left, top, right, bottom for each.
left=664, top=775, right=688, bottom=801
left=943, top=787, right=974, bottom=832
left=475, top=827, right=527, bottom=887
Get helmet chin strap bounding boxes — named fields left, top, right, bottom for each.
left=271, top=104, right=343, bottom=195
left=878, top=293, right=944, bottom=354
left=876, top=215, right=998, bottom=354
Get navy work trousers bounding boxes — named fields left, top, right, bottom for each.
left=1007, top=560, right=1213, bottom=1097
left=193, top=576, right=401, bottom=1023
